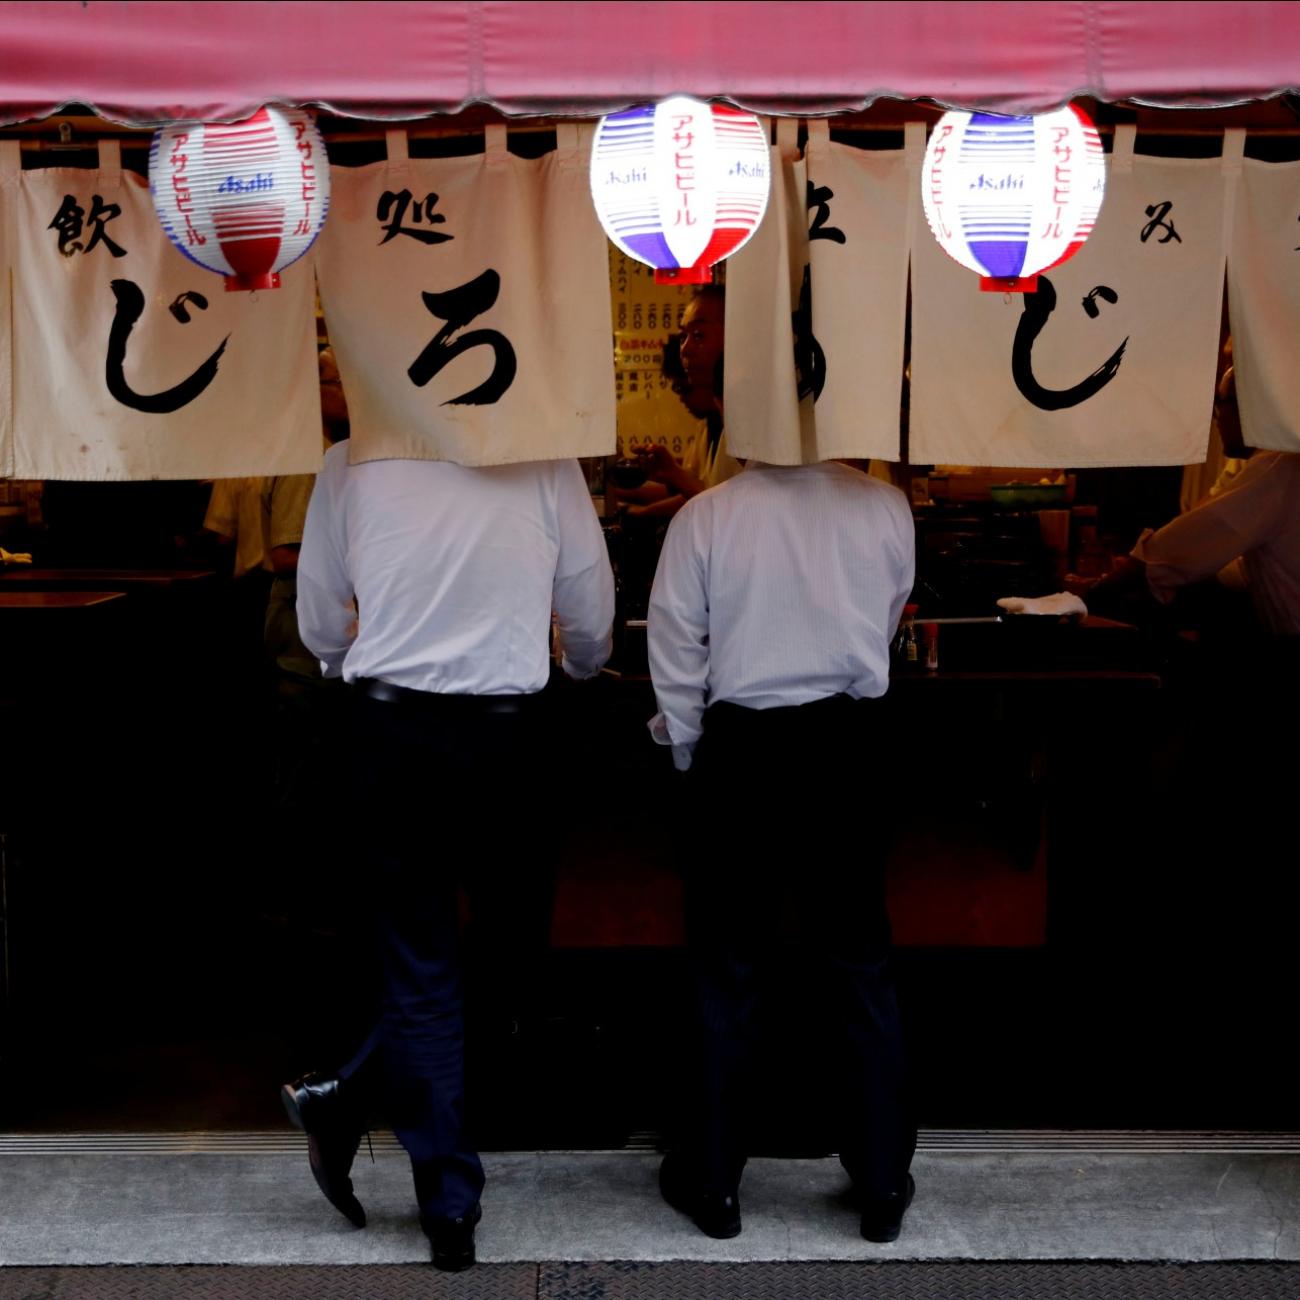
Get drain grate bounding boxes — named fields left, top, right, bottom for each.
left=0, top=1265, right=533, bottom=1300
left=0, top=1262, right=1297, bottom=1300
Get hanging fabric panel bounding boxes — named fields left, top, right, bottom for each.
left=910, top=128, right=1243, bottom=468
left=1227, top=158, right=1300, bottom=453
left=803, top=119, right=919, bottom=462
left=0, top=144, right=15, bottom=478
left=7, top=144, right=322, bottom=480
left=314, top=125, right=615, bottom=467
left=724, top=122, right=916, bottom=464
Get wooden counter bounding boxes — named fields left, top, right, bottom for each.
left=0, top=590, right=127, bottom=610
left=0, top=567, right=215, bottom=591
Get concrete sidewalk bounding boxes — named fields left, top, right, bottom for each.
left=1, top=1134, right=1298, bottom=1265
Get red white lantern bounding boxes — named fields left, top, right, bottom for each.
left=922, top=106, right=1106, bottom=293
left=149, top=107, right=329, bottom=292
left=590, top=96, right=770, bottom=284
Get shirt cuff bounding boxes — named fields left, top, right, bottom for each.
left=1129, top=527, right=1156, bottom=562
left=561, top=652, right=605, bottom=681
left=648, top=712, right=696, bottom=770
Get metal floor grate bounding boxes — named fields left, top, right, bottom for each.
left=0, top=1262, right=1297, bottom=1300
left=2, top=1128, right=1299, bottom=1155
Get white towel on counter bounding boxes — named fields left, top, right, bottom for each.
left=996, top=592, right=1089, bottom=618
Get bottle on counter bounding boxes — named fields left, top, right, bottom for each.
left=921, top=621, right=940, bottom=672
left=895, top=603, right=920, bottom=668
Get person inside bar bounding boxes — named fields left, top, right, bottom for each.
left=1099, top=361, right=1300, bottom=638
left=646, top=435, right=918, bottom=1243
left=612, top=286, right=742, bottom=519
left=284, top=434, right=614, bottom=1271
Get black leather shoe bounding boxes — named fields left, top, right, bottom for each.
left=860, top=1173, right=915, bottom=1243
left=659, top=1153, right=742, bottom=1240
left=422, top=1202, right=482, bottom=1272
left=305, top=1131, right=366, bottom=1228
left=281, top=1072, right=360, bottom=1134
left=281, top=1073, right=366, bottom=1229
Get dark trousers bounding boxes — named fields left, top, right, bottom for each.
left=681, top=694, right=915, bottom=1200
left=340, top=684, right=554, bottom=1222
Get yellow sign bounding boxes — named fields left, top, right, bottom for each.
left=609, top=249, right=701, bottom=458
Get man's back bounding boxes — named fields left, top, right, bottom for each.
left=648, top=460, right=915, bottom=755
left=298, top=446, right=613, bottom=694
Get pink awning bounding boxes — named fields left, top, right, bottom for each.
left=1, top=1, right=1297, bottom=127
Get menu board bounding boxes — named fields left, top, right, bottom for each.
left=609, top=249, right=704, bottom=458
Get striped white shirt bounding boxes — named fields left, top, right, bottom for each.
left=648, top=460, right=915, bottom=767
left=298, top=444, right=614, bottom=694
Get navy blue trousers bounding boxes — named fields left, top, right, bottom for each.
left=681, top=694, right=916, bottom=1200
left=341, top=687, right=552, bottom=1222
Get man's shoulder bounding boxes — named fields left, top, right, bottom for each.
left=1218, top=450, right=1299, bottom=498
left=320, top=441, right=351, bottom=477
left=793, top=460, right=912, bottom=511
left=851, top=470, right=912, bottom=518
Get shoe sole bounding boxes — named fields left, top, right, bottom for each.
left=432, top=1251, right=476, bottom=1272
left=306, top=1134, right=367, bottom=1229
left=861, top=1224, right=902, bottom=1244
left=281, top=1084, right=307, bottom=1132
left=697, top=1219, right=742, bottom=1241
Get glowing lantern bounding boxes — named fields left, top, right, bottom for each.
left=922, top=105, right=1105, bottom=293
left=591, top=96, right=770, bottom=284
left=149, top=107, right=329, bottom=292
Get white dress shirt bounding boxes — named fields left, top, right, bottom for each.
left=1133, top=450, right=1300, bottom=637
left=648, top=461, right=916, bottom=767
left=298, top=445, right=614, bottom=693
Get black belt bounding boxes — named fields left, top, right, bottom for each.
left=352, top=677, right=541, bottom=715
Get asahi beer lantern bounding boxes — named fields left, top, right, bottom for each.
left=591, top=96, right=770, bottom=284
left=150, top=106, right=330, bottom=291
left=922, top=105, right=1106, bottom=292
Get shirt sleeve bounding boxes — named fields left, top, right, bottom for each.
left=552, top=461, right=615, bottom=679
left=268, top=474, right=316, bottom=549
left=203, top=480, right=238, bottom=538
left=296, top=450, right=355, bottom=678
left=647, top=499, right=710, bottom=763
left=1133, top=453, right=1287, bottom=604
left=887, top=490, right=917, bottom=638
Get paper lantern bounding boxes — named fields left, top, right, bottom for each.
left=149, top=107, right=329, bottom=292
left=922, top=106, right=1105, bottom=293
left=591, top=96, right=770, bottom=284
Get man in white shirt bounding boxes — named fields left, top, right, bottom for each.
left=285, top=449, right=613, bottom=1270
left=1130, top=367, right=1300, bottom=638
left=647, top=458, right=918, bottom=1244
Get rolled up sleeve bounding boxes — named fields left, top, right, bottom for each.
left=1133, top=454, right=1285, bottom=605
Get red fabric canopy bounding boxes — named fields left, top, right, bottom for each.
left=1, top=0, right=1297, bottom=127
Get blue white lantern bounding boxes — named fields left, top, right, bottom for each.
left=150, top=107, right=330, bottom=292
left=590, top=96, right=770, bottom=284
left=922, top=105, right=1106, bottom=293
